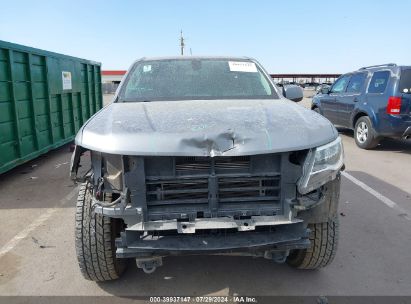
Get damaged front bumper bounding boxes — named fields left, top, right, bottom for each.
left=116, top=221, right=310, bottom=258
left=93, top=211, right=301, bottom=233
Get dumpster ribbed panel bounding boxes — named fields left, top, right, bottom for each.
left=0, top=40, right=102, bottom=174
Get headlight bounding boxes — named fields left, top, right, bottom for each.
left=297, top=137, right=344, bottom=194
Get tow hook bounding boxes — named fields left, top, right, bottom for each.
left=136, top=257, right=163, bottom=274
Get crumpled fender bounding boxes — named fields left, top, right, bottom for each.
left=295, top=175, right=341, bottom=224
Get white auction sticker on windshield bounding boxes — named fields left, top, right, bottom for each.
left=143, top=65, right=152, bottom=72
left=228, top=61, right=258, bottom=72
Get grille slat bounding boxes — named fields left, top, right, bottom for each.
left=146, top=178, right=208, bottom=184
left=176, top=156, right=251, bottom=173
left=147, top=198, right=209, bottom=206
left=218, top=186, right=279, bottom=192
left=147, top=188, right=209, bottom=195
left=219, top=196, right=279, bottom=203
left=146, top=172, right=280, bottom=181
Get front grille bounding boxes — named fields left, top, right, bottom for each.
left=143, top=155, right=282, bottom=220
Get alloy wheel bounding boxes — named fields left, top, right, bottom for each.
left=356, top=122, right=368, bottom=143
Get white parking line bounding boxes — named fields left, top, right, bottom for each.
left=0, top=186, right=78, bottom=257
left=342, top=171, right=411, bottom=221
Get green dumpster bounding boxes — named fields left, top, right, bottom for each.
left=0, top=40, right=102, bottom=174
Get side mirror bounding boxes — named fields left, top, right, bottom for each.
left=321, top=86, right=330, bottom=94
left=283, top=85, right=303, bottom=102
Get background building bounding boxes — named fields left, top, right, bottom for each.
left=101, top=70, right=126, bottom=93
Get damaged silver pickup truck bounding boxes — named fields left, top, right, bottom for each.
left=70, top=57, right=344, bottom=281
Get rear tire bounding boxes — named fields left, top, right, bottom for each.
left=354, top=116, right=380, bottom=149
left=75, top=182, right=126, bottom=281
left=313, top=107, right=321, bottom=115
left=287, top=217, right=339, bottom=269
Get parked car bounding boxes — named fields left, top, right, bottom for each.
left=70, top=56, right=344, bottom=281
left=304, top=82, right=321, bottom=89
left=276, top=81, right=304, bottom=88
left=312, top=64, right=411, bottom=149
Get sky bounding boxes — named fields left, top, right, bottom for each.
left=1, top=0, right=410, bottom=73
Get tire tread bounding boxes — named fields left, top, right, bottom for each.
left=287, top=217, right=339, bottom=269
left=75, top=182, right=125, bottom=281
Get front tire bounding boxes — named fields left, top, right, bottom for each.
left=75, top=182, right=126, bottom=281
left=354, top=116, right=379, bottom=149
left=287, top=217, right=339, bottom=269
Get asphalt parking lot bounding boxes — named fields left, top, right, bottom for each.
left=0, top=93, right=411, bottom=297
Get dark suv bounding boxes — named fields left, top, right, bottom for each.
left=312, top=64, right=411, bottom=149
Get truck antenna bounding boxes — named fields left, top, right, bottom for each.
left=180, top=30, right=185, bottom=56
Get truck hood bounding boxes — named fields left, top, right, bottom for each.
left=76, top=99, right=338, bottom=156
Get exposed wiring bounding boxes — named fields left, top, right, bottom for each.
left=92, top=194, right=122, bottom=207
left=91, top=178, right=126, bottom=207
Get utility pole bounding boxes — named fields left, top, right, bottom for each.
left=180, top=30, right=185, bottom=56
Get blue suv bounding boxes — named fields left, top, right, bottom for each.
left=312, top=64, right=411, bottom=149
